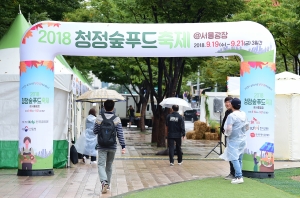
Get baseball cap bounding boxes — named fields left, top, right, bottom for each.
left=231, top=98, right=241, bottom=109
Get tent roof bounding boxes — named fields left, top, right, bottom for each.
left=228, top=72, right=300, bottom=95
left=275, top=71, right=300, bottom=80
left=0, top=14, right=29, bottom=50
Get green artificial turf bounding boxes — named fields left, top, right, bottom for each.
left=254, top=168, right=300, bottom=196
left=124, top=176, right=298, bottom=198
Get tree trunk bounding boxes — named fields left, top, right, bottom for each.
left=152, top=115, right=159, bottom=143
left=282, top=54, right=288, bottom=71
left=157, top=106, right=166, bottom=147
left=140, top=98, right=147, bottom=131
left=295, top=56, right=299, bottom=75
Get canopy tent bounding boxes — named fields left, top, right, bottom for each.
left=227, top=72, right=300, bottom=160
left=0, top=13, right=92, bottom=168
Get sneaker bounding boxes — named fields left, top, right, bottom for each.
left=101, top=181, right=109, bottom=193
left=90, top=161, right=97, bottom=164
left=170, top=163, right=174, bottom=166
left=224, top=174, right=235, bottom=180
left=231, top=177, right=244, bottom=184
left=82, top=156, right=86, bottom=164
left=178, top=162, right=182, bottom=165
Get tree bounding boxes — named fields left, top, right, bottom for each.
left=0, top=0, right=84, bottom=39
left=229, top=0, right=300, bottom=74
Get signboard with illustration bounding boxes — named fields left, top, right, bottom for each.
left=19, top=21, right=276, bottom=176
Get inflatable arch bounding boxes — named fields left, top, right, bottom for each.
left=19, top=21, right=276, bottom=177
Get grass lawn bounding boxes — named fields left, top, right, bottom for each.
left=124, top=168, right=300, bottom=198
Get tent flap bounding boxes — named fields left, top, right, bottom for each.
left=53, top=140, right=68, bottom=168
left=0, top=141, right=18, bottom=168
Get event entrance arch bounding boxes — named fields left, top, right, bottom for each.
left=19, top=21, right=276, bottom=177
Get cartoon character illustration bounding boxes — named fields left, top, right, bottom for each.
left=20, top=136, right=36, bottom=170
left=261, top=151, right=274, bottom=167
left=253, top=152, right=259, bottom=171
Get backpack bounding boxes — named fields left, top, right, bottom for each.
left=97, top=114, right=117, bottom=147
left=70, top=145, right=78, bottom=164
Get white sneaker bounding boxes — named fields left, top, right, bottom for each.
left=231, top=177, right=244, bottom=184
left=90, top=161, right=97, bottom=164
left=178, top=162, right=182, bottom=165
left=170, top=163, right=174, bottom=166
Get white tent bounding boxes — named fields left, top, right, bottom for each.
left=227, top=72, right=300, bottom=160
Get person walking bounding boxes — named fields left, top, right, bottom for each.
left=75, top=108, right=98, bottom=164
left=221, top=97, right=235, bottom=180
left=220, top=98, right=249, bottom=184
left=166, top=105, right=185, bottom=166
left=94, top=100, right=126, bottom=194
left=127, top=105, right=135, bottom=128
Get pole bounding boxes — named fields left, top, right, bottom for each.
left=197, top=69, right=200, bottom=107
left=197, top=69, right=200, bottom=96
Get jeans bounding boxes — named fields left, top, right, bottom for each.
left=168, top=138, right=182, bottom=164
left=231, top=154, right=243, bottom=178
left=98, top=149, right=116, bottom=185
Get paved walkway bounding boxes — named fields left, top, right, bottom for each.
left=0, top=129, right=299, bottom=198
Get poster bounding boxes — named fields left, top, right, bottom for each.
left=19, top=62, right=54, bottom=170
left=240, top=63, right=275, bottom=173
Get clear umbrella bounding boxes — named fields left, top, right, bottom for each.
left=159, top=97, right=192, bottom=110
left=76, top=89, right=125, bottom=103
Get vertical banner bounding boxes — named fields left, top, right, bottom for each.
left=18, top=61, right=54, bottom=175
left=240, top=61, right=275, bottom=176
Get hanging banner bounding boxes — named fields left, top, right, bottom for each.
left=19, top=21, right=276, bottom=176
left=19, top=61, right=54, bottom=173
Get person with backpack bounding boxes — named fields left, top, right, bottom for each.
left=94, top=100, right=126, bottom=194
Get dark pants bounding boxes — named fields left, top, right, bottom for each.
left=168, top=138, right=182, bottom=164
left=78, top=153, right=96, bottom=161
left=229, top=161, right=235, bottom=176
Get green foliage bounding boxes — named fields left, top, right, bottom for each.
left=209, top=120, right=220, bottom=133
left=0, top=0, right=84, bottom=39
left=229, top=0, right=300, bottom=72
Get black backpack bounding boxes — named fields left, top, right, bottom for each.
left=70, top=145, right=78, bottom=164
left=98, top=114, right=117, bottom=147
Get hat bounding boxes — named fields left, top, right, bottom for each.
left=231, top=98, right=241, bottom=108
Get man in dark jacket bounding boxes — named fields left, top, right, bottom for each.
left=221, top=96, right=234, bottom=180
left=166, top=105, right=185, bottom=166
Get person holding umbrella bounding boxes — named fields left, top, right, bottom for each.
left=166, top=105, right=186, bottom=166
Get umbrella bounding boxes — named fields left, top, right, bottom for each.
left=76, top=89, right=125, bottom=103
left=159, top=97, right=192, bottom=110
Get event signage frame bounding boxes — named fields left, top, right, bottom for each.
left=19, top=21, right=276, bottom=177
